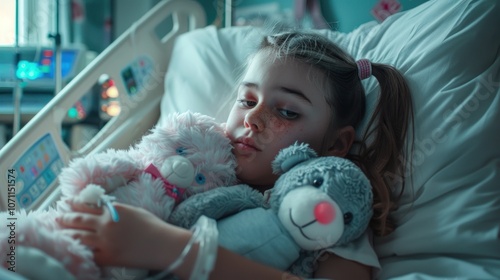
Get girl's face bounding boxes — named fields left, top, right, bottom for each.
left=225, top=50, right=334, bottom=189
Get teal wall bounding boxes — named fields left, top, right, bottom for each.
left=196, top=0, right=429, bottom=32
left=319, top=0, right=429, bottom=32
left=194, top=0, right=224, bottom=26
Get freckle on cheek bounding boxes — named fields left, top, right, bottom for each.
left=261, top=119, right=292, bottom=145
left=268, top=116, right=288, bottom=131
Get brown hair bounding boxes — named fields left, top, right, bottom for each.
left=260, top=31, right=414, bottom=236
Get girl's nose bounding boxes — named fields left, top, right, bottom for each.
left=244, top=107, right=265, bottom=132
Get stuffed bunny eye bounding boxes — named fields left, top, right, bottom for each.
left=344, top=212, right=353, bottom=225
left=176, top=147, right=187, bottom=155
left=195, top=173, right=206, bottom=185
left=312, top=177, right=323, bottom=187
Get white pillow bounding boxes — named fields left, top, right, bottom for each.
left=346, top=1, right=500, bottom=279
left=160, top=25, right=261, bottom=124
left=161, top=0, right=500, bottom=278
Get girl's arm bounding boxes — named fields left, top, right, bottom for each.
left=58, top=202, right=370, bottom=280
left=58, top=201, right=291, bottom=279
left=314, top=253, right=371, bottom=280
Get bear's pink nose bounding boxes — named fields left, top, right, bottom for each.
left=314, top=201, right=335, bottom=224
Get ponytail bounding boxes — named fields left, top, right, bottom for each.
left=356, top=63, right=414, bottom=236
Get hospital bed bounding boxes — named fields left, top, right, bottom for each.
left=1, top=0, right=499, bottom=279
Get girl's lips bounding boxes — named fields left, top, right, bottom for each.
left=234, top=142, right=258, bottom=153
left=234, top=137, right=261, bottom=154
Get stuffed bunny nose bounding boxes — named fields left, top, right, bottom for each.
left=314, top=201, right=335, bottom=224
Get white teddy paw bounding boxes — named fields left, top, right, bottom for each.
left=75, top=184, right=106, bottom=205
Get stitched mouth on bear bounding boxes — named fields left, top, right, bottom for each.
left=288, top=208, right=317, bottom=241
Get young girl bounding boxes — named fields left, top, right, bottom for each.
left=58, top=30, right=413, bottom=279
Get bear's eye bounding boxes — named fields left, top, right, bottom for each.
left=312, top=177, right=323, bottom=187
left=344, top=212, right=353, bottom=225
left=176, top=147, right=186, bottom=155
left=195, top=173, right=206, bottom=185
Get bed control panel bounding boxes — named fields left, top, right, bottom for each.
left=99, top=55, right=155, bottom=120
left=10, top=133, right=64, bottom=209
left=120, top=55, right=155, bottom=97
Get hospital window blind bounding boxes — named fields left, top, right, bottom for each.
left=0, top=0, right=18, bottom=46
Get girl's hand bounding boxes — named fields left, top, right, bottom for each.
left=57, top=200, right=187, bottom=270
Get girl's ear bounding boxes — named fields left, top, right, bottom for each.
left=326, top=126, right=355, bottom=157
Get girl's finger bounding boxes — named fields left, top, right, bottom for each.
left=69, top=199, right=104, bottom=215
left=57, top=212, right=100, bottom=231
left=61, top=229, right=100, bottom=248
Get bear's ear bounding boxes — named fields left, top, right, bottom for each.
left=272, top=142, right=317, bottom=174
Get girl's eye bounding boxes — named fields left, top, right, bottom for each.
left=237, top=99, right=257, bottom=108
left=195, top=173, right=206, bottom=185
left=279, top=109, right=299, bottom=119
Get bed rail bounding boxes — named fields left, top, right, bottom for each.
left=0, top=0, right=206, bottom=211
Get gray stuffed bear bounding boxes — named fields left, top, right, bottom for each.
left=168, top=142, right=373, bottom=274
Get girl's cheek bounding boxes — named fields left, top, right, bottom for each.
left=267, top=113, right=290, bottom=132
left=258, top=115, right=291, bottom=145
left=225, top=110, right=242, bottom=130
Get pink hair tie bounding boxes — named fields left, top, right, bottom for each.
left=356, top=59, right=372, bottom=80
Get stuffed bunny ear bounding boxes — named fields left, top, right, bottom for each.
left=272, top=142, right=318, bottom=174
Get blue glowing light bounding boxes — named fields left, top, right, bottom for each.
left=16, top=60, right=41, bottom=80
